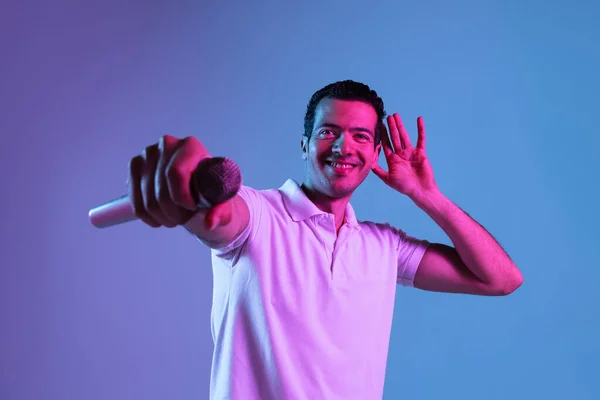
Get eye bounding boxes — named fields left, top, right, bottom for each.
left=355, top=134, right=371, bottom=142
left=317, top=129, right=335, bottom=138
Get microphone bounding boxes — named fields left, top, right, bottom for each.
left=89, top=157, right=242, bottom=228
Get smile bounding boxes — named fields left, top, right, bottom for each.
left=327, top=161, right=355, bottom=168
left=325, top=161, right=357, bottom=173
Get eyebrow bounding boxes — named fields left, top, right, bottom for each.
left=316, top=123, right=374, bottom=137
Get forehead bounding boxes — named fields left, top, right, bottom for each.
left=313, top=98, right=377, bottom=127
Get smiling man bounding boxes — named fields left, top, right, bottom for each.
left=301, top=95, right=381, bottom=234
left=127, top=80, right=524, bottom=399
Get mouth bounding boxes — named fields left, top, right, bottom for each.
left=325, top=160, right=358, bottom=174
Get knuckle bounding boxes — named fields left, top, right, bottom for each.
left=155, top=184, right=171, bottom=203
left=182, top=135, right=208, bottom=154
left=128, top=152, right=163, bottom=228
left=130, top=202, right=143, bottom=218
left=140, top=178, right=158, bottom=209
left=143, top=193, right=160, bottom=214
left=139, top=215, right=158, bottom=227
left=144, top=206, right=166, bottom=227
left=142, top=144, right=159, bottom=160
left=165, top=162, right=185, bottom=186
left=159, top=134, right=179, bottom=150
left=155, top=188, right=182, bottom=221
left=155, top=195, right=190, bottom=226
left=145, top=219, right=161, bottom=228
left=128, top=155, right=144, bottom=174
left=131, top=203, right=158, bottom=227
left=181, top=135, right=198, bottom=145
left=170, top=192, right=188, bottom=208
left=165, top=164, right=189, bottom=200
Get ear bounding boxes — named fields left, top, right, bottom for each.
left=371, top=143, right=382, bottom=168
left=301, top=137, right=308, bottom=159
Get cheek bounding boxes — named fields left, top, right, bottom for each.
left=309, top=144, right=327, bottom=162
left=362, top=148, right=376, bottom=163
left=308, top=152, right=325, bottom=171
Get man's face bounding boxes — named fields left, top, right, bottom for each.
left=301, top=98, right=381, bottom=199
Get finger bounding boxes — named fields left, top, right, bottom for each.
left=128, top=155, right=160, bottom=227
left=166, top=136, right=211, bottom=211
left=141, top=144, right=175, bottom=227
left=205, top=200, right=233, bottom=231
left=155, top=135, right=195, bottom=225
left=386, top=115, right=403, bottom=152
left=416, top=116, right=426, bottom=150
left=394, top=113, right=413, bottom=150
left=379, top=123, right=394, bottom=157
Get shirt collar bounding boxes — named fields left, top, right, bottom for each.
left=278, top=179, right=360, bottom=229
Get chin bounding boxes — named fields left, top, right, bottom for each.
left=306, top=164, right=364, bottom=197
left=325, top=180, right=359, bottom=198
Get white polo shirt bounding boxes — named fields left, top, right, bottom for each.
left=205, top=179, right=430, bottom=400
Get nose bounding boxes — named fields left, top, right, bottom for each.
left=332, top=132, right=352, bottom=154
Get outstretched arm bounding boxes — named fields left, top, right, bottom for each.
left=128, top=134, right=250, bottom=250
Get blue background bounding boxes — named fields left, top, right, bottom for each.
left=2, top=1, right=599, bottom=399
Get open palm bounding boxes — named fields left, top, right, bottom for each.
left=372, top=114, right=438, bottom=199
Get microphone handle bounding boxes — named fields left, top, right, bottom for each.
left=89, top=194, right=138, bottom=228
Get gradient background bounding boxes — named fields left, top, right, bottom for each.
left=2, top=1, right=599, bottom=399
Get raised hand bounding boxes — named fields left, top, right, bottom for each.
left=372, top=114, right=438, bottom=200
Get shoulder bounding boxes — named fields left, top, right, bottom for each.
left=356, top=219, right=429, bottom=250
left=237, top=185, right=286, bottom=213
left=236, top=185, right=293, bottom=226
left=237, top=185, right=281, bottom=202
left=357, top=219, right=406, bottom=239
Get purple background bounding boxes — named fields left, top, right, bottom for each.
left=2, top=1, right=599, bottom=399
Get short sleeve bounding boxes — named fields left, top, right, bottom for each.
left=396, top=231, right=430, bottom=287
left=199, top=185, right=264, bottom=261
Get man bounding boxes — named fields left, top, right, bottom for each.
left=127, top=80, right=523, bottom=399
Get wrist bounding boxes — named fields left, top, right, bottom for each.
left=411, top=188, right=451, bottom=217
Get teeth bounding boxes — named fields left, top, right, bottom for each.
left=329, top=162, right=353, bottom=169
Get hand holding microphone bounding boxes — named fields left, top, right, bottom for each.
left=89, top=135, right=241, bottom=230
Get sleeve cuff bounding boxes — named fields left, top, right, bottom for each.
left=397, top=239, right=431, bottom=287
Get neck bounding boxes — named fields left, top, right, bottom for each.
left=300, top=183, right=350, bottom=232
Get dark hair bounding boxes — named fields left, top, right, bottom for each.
left=303, top=80, right=386, bottom=147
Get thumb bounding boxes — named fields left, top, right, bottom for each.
left=371, top=164, right=389, bottom=183
left=204, top=201, right=233, bottom=230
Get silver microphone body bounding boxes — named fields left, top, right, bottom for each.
left=89, top=157, right=242, bottom=229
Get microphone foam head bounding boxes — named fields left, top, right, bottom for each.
left=193, top=157, right=242, bottom=206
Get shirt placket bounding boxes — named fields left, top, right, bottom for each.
left=330, top=223, right=353, bottom=281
